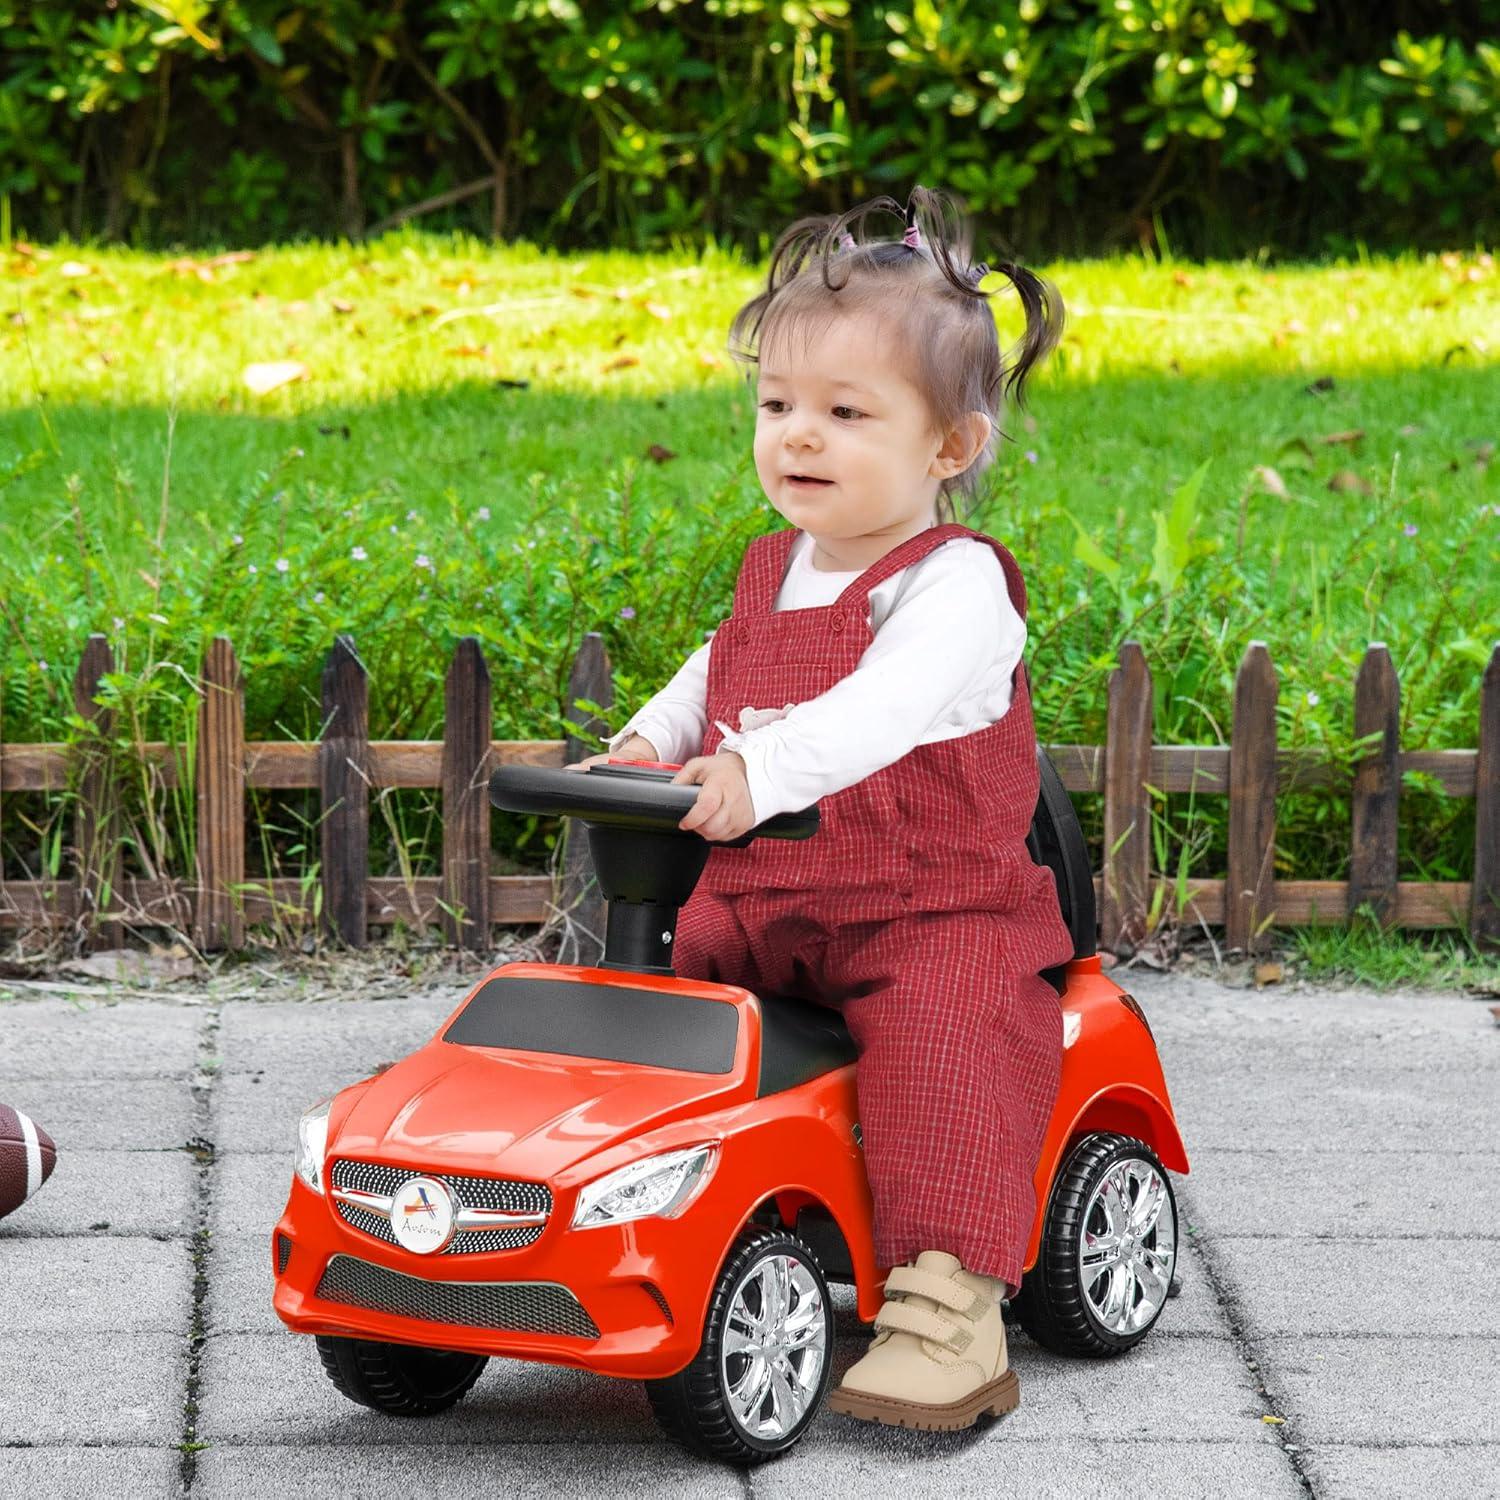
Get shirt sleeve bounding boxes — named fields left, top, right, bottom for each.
left=602, top=639, right=712, bottom=764
left=720, top=545, right=1026, bottom=822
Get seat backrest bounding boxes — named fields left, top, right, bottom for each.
left=1026, top=748, right=1097, bottom=975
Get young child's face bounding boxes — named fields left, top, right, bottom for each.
left=753, top=311, right=951, bottom=542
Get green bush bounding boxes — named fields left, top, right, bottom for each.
left=1, top=1, right=1497, bottom=256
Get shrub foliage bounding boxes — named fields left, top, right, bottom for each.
left=2, top=1, right=1497, bottom=256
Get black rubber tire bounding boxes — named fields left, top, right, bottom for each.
left=644, top=1228, right=834, bottom=1465
left=315, top=1334, right=488, bottom=1416
left=1013, top=1132, right=1178, bottom=1358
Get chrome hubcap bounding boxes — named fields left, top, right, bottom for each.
left=1079, top=1157, right=1177, bottom=1335
left=720, top=1252, right=827, bottom=1440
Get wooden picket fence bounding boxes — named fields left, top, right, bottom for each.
left=0, top=632, right=1496, bottom=956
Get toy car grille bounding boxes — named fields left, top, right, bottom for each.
left=314, top=1254, right=600, bottom=1340
left=275, top=1233, right=293, bottom=1275
left=330, top=1158, right=549, bottom=1255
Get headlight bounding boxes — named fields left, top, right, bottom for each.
left=571, top=1144, right=718, bottom=1230
left=294, top=1097, right=333, bottom=1195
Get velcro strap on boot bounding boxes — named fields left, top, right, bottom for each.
left=884, top=1265, right=990, bottom=1321
left=873, top=1300, right=972, bottom=1354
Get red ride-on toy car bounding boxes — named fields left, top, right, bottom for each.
left=272, top=753, right=1187, bottom=1464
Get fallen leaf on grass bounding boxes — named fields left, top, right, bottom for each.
left=1319, top=429, right=1364, bottom=446
left=444, top=344, right=491, bottom=358
left=641, top=300, right=673, bottom=320
left=1304, top=376, right=1335, bottom=395
left=329, top=297, right=356, bottom=314
left=645, top=443, right=676, bottom=463
left=1261, top=1415, right=1286, bottom=1426
left=59, top=260, right=94, bottom=278
left=1327, top=470, right=1372, bottom=494
left=1252, top=465, right=1289, bottom=499
left=602, top=354, right=640, bottom=373
left=242, top=359, right=308, bottom=394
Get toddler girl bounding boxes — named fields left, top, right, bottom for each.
left=576, top=186, right=1075, bottom=1430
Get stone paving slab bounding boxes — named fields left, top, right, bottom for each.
left=756, top=1436, right=1306, bottom=1500
left=0, top=1076, right=197, bottom=1151
left=0, top=1333, right=187, bottom=1444
left=1205, top=1238, right=1497, bottom=1338
left=211, top=1069, right=363, bottom=1153
left=214, top=990, right=468, bottom=1076
left=1256, top=1335, right=1500, bottom=1444
left=0, top=1446, right=182, bottom=1500
left=192, top=1443, right=740, bottom=1499
left=0, top=1147, right=197, bottom=1238
left=0, top=1238, right=194, bottom=1333
left=1298, top=1443, right=1500, bottom=1500
left=0, top=998, right=202, bottom=1080
left=1176, top=1147, right=1495, bottom=1238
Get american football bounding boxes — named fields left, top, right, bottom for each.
left=0, top=1103, right=57, bottom=1220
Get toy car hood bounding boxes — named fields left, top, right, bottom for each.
left=329, top=965, right=757, bottom=1183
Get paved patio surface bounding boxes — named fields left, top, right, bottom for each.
left=1, top=964, right=1495, bottom=1498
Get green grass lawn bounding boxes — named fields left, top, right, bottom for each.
left=1, top=233, right=1497, bottom=984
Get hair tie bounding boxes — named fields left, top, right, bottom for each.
left=968, top=261, right=990, bottom=287
left=837, top=231, right=856, bottom=252
left=903, top=223, right=921, bottom=250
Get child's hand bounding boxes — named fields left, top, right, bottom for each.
left=565, top=734, right=659, bottom=773
left=673, top=752, right=757, bottom=841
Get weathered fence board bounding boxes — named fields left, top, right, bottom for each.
left=1474, top=644, right=1500, bottom=949
left=194, top=636, right=245, bottom=950
left=559, top=631, right=614, bottom=968
left=72, top=634, right=122, bottom=952
left=1225, top=642, right=1278, bottom=955
left=1349, top=643, right=1400, bottom=926
left=440, top=637, right=491, bottom=951
left=1101, top=642, right=1152, bottom=956
left=319, top=635, right=371, bottom=948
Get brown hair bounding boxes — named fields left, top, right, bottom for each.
left=727, top=185, right=1064, bottom=523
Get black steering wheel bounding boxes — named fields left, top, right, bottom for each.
left=489, top=762, right=819, bottom=846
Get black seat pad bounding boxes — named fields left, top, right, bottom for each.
left=757, top=993, right=858, bottom=1096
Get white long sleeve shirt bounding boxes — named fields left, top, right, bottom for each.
left=605, top=529, right=1028, bottom=823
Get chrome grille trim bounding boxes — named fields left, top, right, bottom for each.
left=329, top=1158, right=550, bottom=1256
left=314, top=1253, right=600, bottom=1339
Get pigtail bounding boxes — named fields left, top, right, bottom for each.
left=991, top=261, right=1065, bottom=409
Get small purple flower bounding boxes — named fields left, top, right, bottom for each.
left=1306, top=691, right=1320, bottom=707
left=477, top=506, right=491, bottom=521
left=1025, top=450, right=1039, bottom=464
left=38, top=658, right=48, bottom=672
left=351, top=546, right=367, bottom=561
left=1403, top=522, right=1419, bottom=537
left=313, top=591, right=325, bottom=604
left=619, top=605, right=636, bottom=620
left=275, top=558, right=289, bottom=574
left=247, top=563, right=258, bottom=575
left=415, top=554, right=433, bottom=571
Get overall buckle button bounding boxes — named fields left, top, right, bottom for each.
left=829, top=612, right=845, bottom=634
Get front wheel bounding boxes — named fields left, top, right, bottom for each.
left=645, top=1229, right=834, bottom=1465
left=315, top=1334, right=488, bottom=1416
left=1013, top=1132, right=1178, bottom=1357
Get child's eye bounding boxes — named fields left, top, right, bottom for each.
left=832, top=406, right=863, bottom=421
left=757, top=399, right=864, bottom=421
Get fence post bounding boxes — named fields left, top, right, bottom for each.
left=441, top=637, right=492, bottom=951
left=1349, top=643, right=1399, bottom=928
left=1101, top=641, right=1152, bottom=956
left=559, top=632, right=614, bottom=967
left=194, top=636, right=245, bottom=951
left=320, top=635, right=370, bottom=948
left=1473, top=643, right=1500, bottom=950
left=1226, top=642, right=1278, bottom=955
left=72, top=634, right=123, bottom=951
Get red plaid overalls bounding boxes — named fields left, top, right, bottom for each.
left=673, top=523, right=1075, bottom=1291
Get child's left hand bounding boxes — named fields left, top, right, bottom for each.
left=673, top=752, right=757, bottom=841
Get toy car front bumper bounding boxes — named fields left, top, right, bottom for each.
left=271, top=1176, right=716, bottom=1379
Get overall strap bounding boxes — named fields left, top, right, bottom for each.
left=834, top=523, right=1029, bottom=622
left=731, top=527, right=801, bottom=616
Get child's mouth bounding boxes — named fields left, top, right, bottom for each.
left=787, top=475, right=833, bottom=488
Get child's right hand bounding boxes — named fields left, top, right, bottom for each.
left=566, top=733, right=660, bottom=772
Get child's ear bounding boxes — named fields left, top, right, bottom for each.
left=931, top=411, right=992, bottom=479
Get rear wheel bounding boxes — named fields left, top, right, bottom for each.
left=315, top=1334, right=488, bottom=1416
left=1013, top=1132, right=1178, bottom=1357
left=645, top=1228, right=834, bottom=1465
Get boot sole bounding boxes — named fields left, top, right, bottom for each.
left=826, top=1369, right=1020, bottom=1432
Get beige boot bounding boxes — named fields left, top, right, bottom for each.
left=826, top=1250, right=1019, bottom=1431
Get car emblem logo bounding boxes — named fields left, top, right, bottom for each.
left=389, top=1175, right=456, bottom=1254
